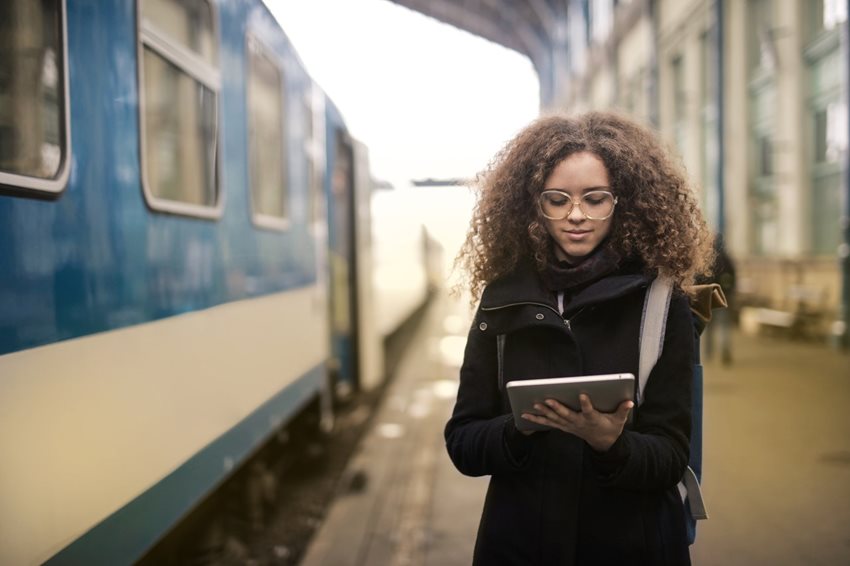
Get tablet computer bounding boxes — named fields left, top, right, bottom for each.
left=506, top=373, right=635, bottom=431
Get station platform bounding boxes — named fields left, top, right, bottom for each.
left=299, top=289, right=850, bottom=566
left=299, top=289, right=482, bottom=566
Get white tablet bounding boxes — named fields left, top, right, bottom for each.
left=506, top=373, right=635, bottom=432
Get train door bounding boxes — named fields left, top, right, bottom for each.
left=351, top=140, right=383, bottom=391
left=327, top=131, right=359, bottom=396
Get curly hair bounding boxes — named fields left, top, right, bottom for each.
left=456, top=111, right=716, bottom=299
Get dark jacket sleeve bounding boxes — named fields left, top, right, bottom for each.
left=589, top=293, right=693, bottom=490
left=444, top=310, right=537, bottom=477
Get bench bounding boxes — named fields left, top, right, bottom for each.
left=746, top=285, right=829, bottom=340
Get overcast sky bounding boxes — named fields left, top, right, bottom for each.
left=266, top=0, right=540, bottom=185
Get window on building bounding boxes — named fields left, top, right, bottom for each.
left=752, top=197, right=778, bottom=256
left=814, top=108, right=828, bottom=163
left=139, top=0, right=220, bottom=216
left=814, top=102, right=847, bottom=164
left=748, top=0, right=776, bottom=72
left=758, top=135, right=773, bottom=176
left=0, top=0, right=70, bottom=194
left=748, top=65, right=777, bottom=256
left=589, top=0, right=613, bottom=45
left=810, top=102, right=845, bottom=254
left=750, top=131, right=777, bottom=255
left=805, top=0, right=845, bottom=256
left=567, top=0, right=588, bottom=76
left=823, top=0, right=848, bottom=28
left=809, top=0, right=848, bottom=37
left=247, top=37, right=287, bottom=228
left=700, top=28, right=719, bottom=229
left=672, top=55, right=687, bottom=156
left=811, top=170, right=842, bottom=254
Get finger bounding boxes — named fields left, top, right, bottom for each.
left=543, top=399, right=572, bottom=421
left=522, top=412, right=559, bottom=430
left=579, top=393, right=595, bottom=414
left=533, top=401, right=558, bottom=420
left=520, top=413, right=542, bottom=429
left=524, top=410, right=549, bottom=423
left=615, top=400, right=634, bottom=421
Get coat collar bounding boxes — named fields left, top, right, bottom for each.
left=480, top=260, right=651, bottom=315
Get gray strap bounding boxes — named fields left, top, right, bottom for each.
left=680, top=466, right=709, bottom=519
left=641, top=276, right=709, bottom=520
left=637, top=276, right=673, bottom=405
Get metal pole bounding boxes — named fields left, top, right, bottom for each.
left=842, top=0, right=850, bottom=350
left=716, top=0, right=725, bottom=236
left=648, top=0, right=659, bottom=128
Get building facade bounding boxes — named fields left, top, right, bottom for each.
left=559, top=0, right=848, bottom=344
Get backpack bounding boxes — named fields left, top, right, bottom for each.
left=640, top=276, right=723, bottom=544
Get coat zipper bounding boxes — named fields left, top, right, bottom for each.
left=564, top=307, right=586, bottom=330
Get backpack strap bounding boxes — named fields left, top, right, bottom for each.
left=638, top=276, right=673, bottom=405
left=638, top=276, right=709, bottom=524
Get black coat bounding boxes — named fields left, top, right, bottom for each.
left=445, top=262, right=694, bottom=566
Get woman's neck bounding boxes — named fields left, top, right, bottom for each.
left=553, top=244, right=598, bottom=266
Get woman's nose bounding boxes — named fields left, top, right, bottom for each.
left=567, top=201, right=585, bottom=222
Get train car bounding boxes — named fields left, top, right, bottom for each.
left=0, top=1, right=427, bottom=564
left=371, top=184, right=433, bottom=337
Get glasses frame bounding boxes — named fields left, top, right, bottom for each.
left=538, top=189, right=618, bottom=221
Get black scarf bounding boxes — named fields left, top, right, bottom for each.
left=539, top=245, right=622, bottom=293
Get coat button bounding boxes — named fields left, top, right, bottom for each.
left=535, top=313, right=544, bottom=320
left=479, top=322, right=487, bottom=331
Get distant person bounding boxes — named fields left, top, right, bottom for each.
left=445, top=112, right=714, bottom=565
left=703, top=235, right=736, bottom=365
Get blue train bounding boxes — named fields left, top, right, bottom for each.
left=0, top=1, right=431, bottom=563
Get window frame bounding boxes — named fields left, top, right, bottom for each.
left=805, top=25, right=845, bottom=255
left=0, top=0, right=72, bottom=196
left=747, top=67, right=777, bottom=257
left=136, top=0, right=223, bottom=219
left=305, top=83, right=326, bottom=228
left=244, top=33, right=290, bottom=231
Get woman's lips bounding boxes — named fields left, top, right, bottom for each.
left=565, top=230, right=591, bottom=241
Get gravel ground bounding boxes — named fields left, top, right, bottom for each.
left=137, top=303, right=429, bottom=566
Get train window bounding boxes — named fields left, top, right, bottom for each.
left=305, top=88, right=326, bottom=226
left=142, top=0, right=216, bottom=65
left=138, top=0, right=221, bottom=217
left=246, top=37, right=288, bottom=228
left=0, top=0, right=71, bottom=194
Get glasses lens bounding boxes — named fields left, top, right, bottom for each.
left=581, top=191, right=615, bottom=219
left=539, top=191, right=572, bottom=219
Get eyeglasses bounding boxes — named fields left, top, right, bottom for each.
left=538, top=189, right=618, bottom=221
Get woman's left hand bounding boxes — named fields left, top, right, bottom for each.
left=521, top=394, right=633, bottom=452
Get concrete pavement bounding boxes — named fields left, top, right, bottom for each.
left=299, top=289, right=850, bottom=566
left=691, top=324, right=850, bottom=565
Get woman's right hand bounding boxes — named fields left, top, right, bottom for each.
left=521, top=394, right=633, bottom=451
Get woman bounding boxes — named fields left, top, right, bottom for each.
left=445, top=112, right=714, bottom=566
